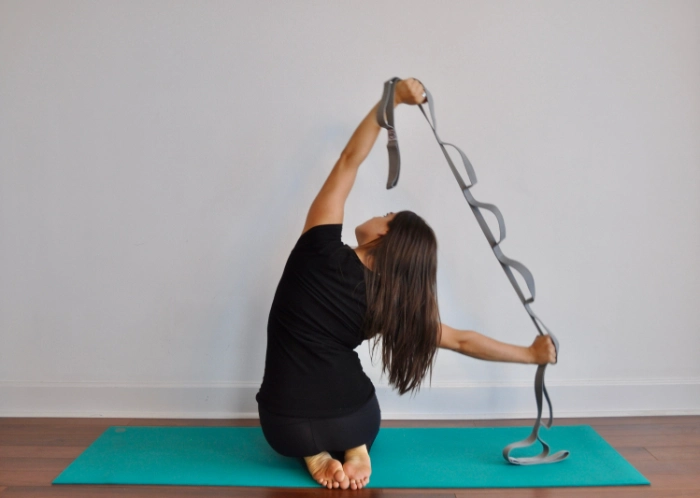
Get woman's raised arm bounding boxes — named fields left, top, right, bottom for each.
left=302, top=78, right=426, bottom=235
left=302, top=98, right=395, bottom=235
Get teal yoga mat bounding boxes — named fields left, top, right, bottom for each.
left=52, top=425, right=649, bottom=488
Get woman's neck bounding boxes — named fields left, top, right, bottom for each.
left=352, top=246, right=373, bottom=271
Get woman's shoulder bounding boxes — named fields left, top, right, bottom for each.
left=300, top=223, right=342, bottom=238
left=294, top=224, right=343, bottom=253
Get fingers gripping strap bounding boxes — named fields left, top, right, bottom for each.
left=377, top=77, right=569, bottom=465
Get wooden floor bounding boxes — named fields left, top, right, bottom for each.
left=1, top=415, right=698, bottom=497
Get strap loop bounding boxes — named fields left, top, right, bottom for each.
left=376, top=77, right=401, bottom=189
left=377, top=77, right=569, bottom=465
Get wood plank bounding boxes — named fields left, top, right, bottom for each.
left=0, top=430, right=107, bottom=448
left=1, top=485, right=317, bottom=497
left=0, top=458, right=76, bottom=473
left=616, top=446, right=657, bottom=463
left=599, top=434, right=700, bottom=448
left=375, top=493, right=457, bottom=497
left=647, top=445, right=700, bottom=461
left=625, top=460, right=700, bottom=490
left=455, top=488, right=689, bottom=497
left=125, top=419, right=261, bottom=427
left=381, top=420, right=476, bottom=428
left=0, top=446, right=86, bottom=459
left=468, top=416, right=700, bottom=427
left=0, top=469, right=59, bottom=487
left=592, top=423, right=700, bottom=437
left=0, top=419, right=130, bottom=427
left=568, top=416, right=700, bottom=426
left=633, top=459, right=700, bottom=475
left=634, top=473, right=700, bottom=490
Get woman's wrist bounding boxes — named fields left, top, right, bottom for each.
left=525, top=345, right=537, bottom=364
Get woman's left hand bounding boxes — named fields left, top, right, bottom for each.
left=528, top=335, right=557, bottom=365
left=394, top=78, right=427, bottom=106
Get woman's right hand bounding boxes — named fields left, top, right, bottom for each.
left=528, top=335, right=558, bottom=365
left=394, top=78, right=427, bottom=106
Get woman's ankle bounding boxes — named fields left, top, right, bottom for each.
left=344, top=444, right=368, bottom=458
left=304, top=450, right=330, bottom=464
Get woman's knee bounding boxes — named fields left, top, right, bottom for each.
left=259, top=417, right=319, bottom=458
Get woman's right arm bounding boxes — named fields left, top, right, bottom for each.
left=439, top=323, right=556, bottom=365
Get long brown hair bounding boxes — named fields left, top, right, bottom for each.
left=360, top=210, right=441, bottom=396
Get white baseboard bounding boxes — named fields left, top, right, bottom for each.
left=0, top=379, right=698, bottom=419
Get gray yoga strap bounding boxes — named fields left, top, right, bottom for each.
left=376, top=76, right=570, bottom=466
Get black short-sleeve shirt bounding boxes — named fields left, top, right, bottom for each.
left=255, top=224, right=376, bottom=418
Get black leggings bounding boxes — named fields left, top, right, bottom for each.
left=258, top=393, right=381, bottom=462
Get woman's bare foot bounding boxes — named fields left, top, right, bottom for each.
left=303, top=451, right=349, bottom=489
left=343, top=444, right=372, bottom=490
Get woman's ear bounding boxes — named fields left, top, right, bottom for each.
left=379, top=222, right=391, bottom=237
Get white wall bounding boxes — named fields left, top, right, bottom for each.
left=1, top=0, right=698, bottom=419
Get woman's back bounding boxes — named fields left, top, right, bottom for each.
left=255, top=223, right=376, bottom=418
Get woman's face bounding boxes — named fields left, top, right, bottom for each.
left=355, top=212, right=397, bottom=246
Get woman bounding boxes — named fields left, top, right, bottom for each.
left=255, top=78, right=557, bottom=491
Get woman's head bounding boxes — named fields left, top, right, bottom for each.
left=355, top=212, right=397, bottom=246
left=359, top=210, right=441, bottom=396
